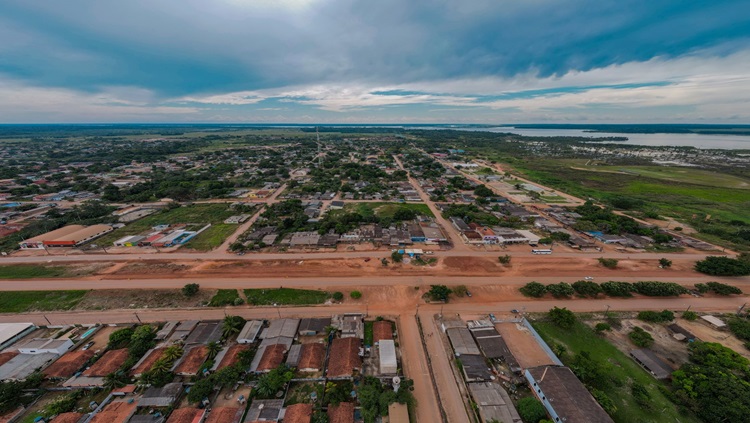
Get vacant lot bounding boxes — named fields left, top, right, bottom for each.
left=0, top=290, right=88, bottom=313
left=209, top=289, right=241, bottom=307
left=244, top=288, right=329, bottom=305
left=0, top=265, right=69, bottom=279
left=76, top=288, right=215, bottom=310
left=534, top=320, right=700, bottom=423
left=345, top=202, right=433, bottom=218
left=97, top=204, right=238, bottom=250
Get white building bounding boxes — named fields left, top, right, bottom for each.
left=17, top=338, right=74, bottom=355
left=379, top=340, right=397, bottom=374
left=0, top=323, right=36, bottom=350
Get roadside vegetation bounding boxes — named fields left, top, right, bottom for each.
left=244, top=288, right=329, bottom=305
left=0, top=290, right=88, bottom=313
left=208, top=289, right=242, bottom=306
left=0, top=265, right=71, bottom=279
left=520, top=280, right=701, bottom=299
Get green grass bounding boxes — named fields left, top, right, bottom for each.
left=209, top=289, right=240, bottom=307
left=97, top=204, right=240, bottom=249
left=533, top=320, right=700, bottom=423
left=244, top=288, right=328, bottom=305
left=364, top=321, right=374, bottom=346
left=0, top=290, right=88, bottom=313
left=0, top=265, right=70, bottom=279
left=344, top=202, right=434, bottom=218
left=591, top=165, right=750, bottom=189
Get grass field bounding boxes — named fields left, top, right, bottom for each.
left=244, top=288, right=329, bottom=305
left=533, top=320, right=700, bottom=423
left=209, top=289, right=241, bottom=307
left=97, top=204, right=239, bottom=250
left=0, top=290, right=88, bottom=313
left=581, top=165, right=750, bottom=189
left=0, top=265, right=70, bottom=279
left=344, top=202, right=434, bottom=218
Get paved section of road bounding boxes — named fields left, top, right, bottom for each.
left=393, top=154, right=470, bottom=252
left=1, top=275, right=745, bottom=291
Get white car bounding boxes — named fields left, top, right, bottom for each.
left=583, top=276, right=594, bottom=281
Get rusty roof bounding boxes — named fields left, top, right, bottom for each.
left=256, top=344, right=286, bottom=372
left=131, top=347, right=166, bottom=376
left=327, top=338, right=361, bottom=378
left=166, top=408, right=204, bottom=423
left=175, top=345, right=209, bottom=375
left=204, top=407, right=242, bottom=423
left=90, top=400, right=137, bottom=423
left=44, top=349, right=95, bottom=378
left=284, top=403, right=313, bottom=423
left=327, top=402, right=354, bottom=423
left=372, top=321, right=393, bottom=344
left=216, top=344, right=250, bottom=370
left=83, top=348, right=129, bottom=377
left=0, top=352, right=19, bottom=367
left=53, top=412, right=84, bottom=423
left=297, top=343, right=325, bottom=371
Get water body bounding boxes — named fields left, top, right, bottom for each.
left=467, top=127, right=750, bottom=150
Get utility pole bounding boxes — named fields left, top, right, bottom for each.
left=134, top=312, right=142, bottom=324
left=43, top=315, right=52, bottom=325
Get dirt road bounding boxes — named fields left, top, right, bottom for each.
left=398, top=313, right=444, bottom=423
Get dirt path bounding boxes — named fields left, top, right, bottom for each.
left=216, top=205, right=266, bottom=252
left=397, top=313, right=443, bottom=423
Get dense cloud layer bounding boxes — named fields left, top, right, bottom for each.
left=0, top=0, right=748, bottom=122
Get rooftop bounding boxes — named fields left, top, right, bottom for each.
left=328, top=338, right=361, bottom=378
left=131, top=347, right=166, bottom=376
left=372, top=321, right=393, bottom=344
left=44, top=349, right=95, bottom=379
left=138, top=382, right=183, bottom=407
left=630, top=349, right=673, bottom=380
left=204, top=407, right=242, bottom=423
left=283, top=403, right=313, bottom=423
left=297, top=343, right=326, bottom=371
left=83, top=348, right=129, bottom=377
left=90, top=400, right=137, bottom=423
left=328, top=402, right=354, bottom=423
left=255, top=344, right=287, bottom=372
left=526, top=366, right=614, bottom=423
left=174, top=346, right=208, bottom=375
left=54, top=412, right=85, bottom=423
left=166, top=408, right=204, bottom=423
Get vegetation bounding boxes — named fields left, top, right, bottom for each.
left=600, top=281, right=634, bottom=297
left=427, top=285, right=452, bottom=302
left=637, top=310, right=675, bottom=323
left=695, top=256, right=750, bottom=276
left=453, top=285, right=468, bottom=297
left=572, top=280, right=603, bottom=298
left=546, top=282, right=574, bottom=298
left=222, top=315, right=245, bottom=340
left=727, top=317, right=750, bottom=342
left=598, top=257, right=619, bottom=269
left=672, top=342, right=750, bottom=422
left=520, top=282, right=547, bottom=298
left=0, top=265, right=71, bottom=279
left=683, top=311, right=698, bottom=321
left=628, top=327, right=655, bottom=347
left=547, top=307, right=576, bottom=328
left=534, top=319, right=699, bottom=423
left=182, top=283, right=200, bottom=297
left=517, top=397, right=547, bottom=423
left=595, top=323, right=612, bottom=332
left=659, top=258, right=673, bottom=268
left=209, top=289, right=240, bottom=307
left=391, top=251, right=404, bottom=263
left=0, top=373, right=43, bottom=414
left=255, top=365, right=294, bottom=398
left=498, top=254, right=512, bottom=265
left=0, top=290, right=87, bottom=313
left=244, top=288, right=329, bottom=305
left=332, top=291, right=344, bottom=301
left=633, top=281, right=687, bottom=296
left=350, top=290, right=362, bottom=299
left=705, top=281, right=743, bottom=295
left=358, top=376, right=414, bottom=423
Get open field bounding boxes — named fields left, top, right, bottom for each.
left=0, top=264, right=69, bottom=279
left=209, top=289, right=241, bottom=306
left=534, top=320, right=701, bottom=423
left=575, top=164, right=750, bottom=189
left=244, top=288, right=329, bottom=305
left=96, top=204, right=237, bottom=250
left=343, top=201, right=434, bottom=218
left=0, top=290, right=88, bottom=313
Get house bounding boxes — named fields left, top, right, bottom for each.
left=328, top=402, right=354, bottom=423
left=285, top=344, right=302, bottom=367
left=630, top=349, right=673, bottom=380
left=298, top=318, right=331, bottom=336
left=83, top=348, right=130, bottom=377
left=17, top=338, right=73, bottom=355
left=470, top=327, right=521, bottom=373
left=332, top=314, right=364, bottom=339
left=184, top=322, right=222, bottom=345
left=329, top=201, right=345, bottom=210
left=44, top=350, right=95, bottom=379
left=468, top=382, right=522, bottom=423
left=213, top=344, right=250, bottom=371
left=461, top=230, right=484, bottom=244
left=19, top=224, right=113, bottom=249
left=379, top=340, right=397, bottom=374
left=477, top=226, right=498, bottom=244
left=131, top=347, right=166, bottom=377
left=0, top=323, right=35, bottom=350
left=283, top=403, right=313, bottom=423
left=297, top=343, right=326, bottom=372
left=203, top=407, right=242, bottom=423
left=245, top=399, right=283, bottom=422
left=446, top=327, right=481, bottom=356
left=0, top=352, right=58, bottom=381
left=459, top=354, right=492, bottom=382
left=372, top=321, right=393, bottom=344
left=450, top=217, right=471, bottom=232
left=89, top=399, right=137, bottom=423
left=252, top=344, right=287, bottom=373
left=700, top=315, right=726, bottom=329
left=261, top=319, right=300, bottom=340
left=327, top=338, right=361, bottom=378
left=138, top=382, right=183, bottom=407
left=525, top=366, right=614, bottom=423
left=237, top=320, right=264, bottom=344
left=174, top=346, right=209, bottom=376
left=166, top=408, right=206, bottom=423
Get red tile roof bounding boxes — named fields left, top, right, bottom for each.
left=256, top=344, right=286, bottom=372
left=89, top=400, right=136, bottom=423
left=372, top=321, right=393, bottom=344
left=0, top=352, right=19, bottom=366
left=44, top=350, right=95, bottom=378
left=130, top=347, right=166, bottom=376
left=297, top=343, right=325, bottom=371
left=284, top=403, right=313, bottom=423
left=328, top=402, right=354, bottom=423
left=53, top=412, right=84, bottom=423
left=83, top=348, right=129, bottom=377
left=327, top=338, right=361, bottom=378
left=166, top=408, right=205, bottom=423
left=175, top=345, right=209, bottom=376
left=217, top=344, right=250, bottom=370
left=204, top=407, right=242, bottom=423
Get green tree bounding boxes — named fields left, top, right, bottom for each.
left=548, top=307, right=576, bottom=328
left=332, top=291, right=344, bottom=301
left=517, top=397, right=547, bottom=423
left=182, top=283, right=200, bottom=297
left=498, top=254, right=512, bottom=265
left=103, top=371, right=128, bottom=390
left=222, top=315, right=245, bottom=340
left=391, top=251, right=403, bottom=263
left=453, top=285, right=468, bottom=297
left=659, top=258, right=672, bottom=268
left=108, top=327, right=135, bottom=349
left=572, top=280, right=602, bottom=298
left=350, top=290, right=362, bottom=299
left=546, top=282, right=574, bottom=298
left=427, top=285, right=452, bottom=302
left=520, top=282, right=547, bottom=298
left=595, top=323, right=611, bottom=333
left=629, top=327, right=654, bottom=347
left=255, top=365, right=293, bottom=398
left=206, top=342, right=222, bottom=360
left=682, top=311, right=698, bottom=321
left=598, top=257, right=619, bottom=269
left=695, top=256, right=750, bottom=276
left=706, top=281, right=743, bottom=295
left=600, top=281, right=634, bottom=297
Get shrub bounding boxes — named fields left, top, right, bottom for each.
left=391, top=251, right=404, bottom=263
left=498, top=254, right=512, bottom=265
left=350, top=290, right=362, bottom=299
left=182, top=283, right=200, bottom=297
left=659, top=258, right=672, bottom=268
left=548, top=307, right=576, bottom=328
left=332, top=292, right=344, bottom=301
left=233, top=297, right=245, bottom=306
left=453, top=285, right=468, bottom=297
left=546, top=282, right=574, bottom=298
left=520, top=282, right=547, bottom=298
left=598, top=257, right=619, bottom=269
left=600, top=281, right=634, bottom=297
left=427, top=285, right=452, bottom=302
left=572, top=280, right=602, bottom=298
left=629, top=327, right=654, bottom=347
left=695, top=256, right=750, bottom=276
left=638, top=310, right=674, bottom=323
left=706, top=281, right=743, bottom=295
left=682, top=310, right=698, bottom=321
left=728, top=318, right=750, bottom=341
left=595, top=322, right=612, bottom=332
left=633, top=281, right=687, bottom=297
left=631, top=382, right=653, bottom=410
left=517, top=397, right=547, bottom=423
left=695, top=283, right=709, bottom=293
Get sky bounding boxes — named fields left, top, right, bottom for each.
left=1, top=0, right=749, bottom=123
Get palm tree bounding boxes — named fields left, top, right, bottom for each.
left=222, top=315, right=244, bottom=340
left=150, top=358, right=172, bottom=374
left=103, top=371, right=127, bottom=390
left=162, top=345, right=184, bottom=363
left=207, top=342, right=222, bottom=360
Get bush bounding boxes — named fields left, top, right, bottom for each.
left=595, top=322, right=612, bottom=332
left=350, top=290, right=362, bottom=299
left=517, top=397, right=547, bottom=423
left=427, top=285, right=452, bottom=302
left=695, top=256, right=750, bottom=276
left=182, top=283, right=200, bottom=297
left=682, top=311, right=698, bottom=321
left=600, top=281, right=634, bottom=297
left=548, top=307, right=576, bottom=328
left=453, top=285, right=468, bottom=297
left=695, top=283, right=709, bottom=293
left=391, top=251, right=404, bottom=263
left=629, top=327, right=654, bottom=347
left=572, top=280, right=602, bottom=298
left=633, top=281, right=687, bottom=297
left=728, top=318, right=750, bottom=341
left=546, top=282, right=574, bottom=298
left=598, top=257, right=619, bottom=269
left=498, top=254, right=512, bottom=265
left=332, top=291, right=344, bottom=301
left=631, top=382, right=653, bottom=411
left=706, top=281, right=743, bottom=295
left=659, top=258, right=672, bottom=268
left=233, top=297, right=245, bottom=306
left=520, top=282, right=547, bottom=298
left=638, top=310, right=674, bottom=323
